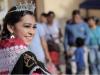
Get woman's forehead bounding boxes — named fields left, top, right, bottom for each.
left=20, top=15, right=35, bottom=22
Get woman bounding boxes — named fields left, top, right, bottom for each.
left=88, top=16, right=100, bottom=75
left=29, top=13, right=51, bottom=63
left=0, top=2, right=50, bottom=74
left=44, top=11, right=62, bottom=73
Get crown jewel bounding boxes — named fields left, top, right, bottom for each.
left=9, top=1, right=35, bottom=13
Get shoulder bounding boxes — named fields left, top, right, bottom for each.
left=11, top=51, right=50, bottom=74
left=36, top=23, right=44, bottom=30
left=36, top=23, right=43, bottom=28
left=81, top=22, right=88, bottom=27
left=96, top=26, right=100, bottom=30
left=0, top=38, right=26, bottom=49
left=66, top=24, right=74, bottom=28
left=75, top=47, right=84, bottom=53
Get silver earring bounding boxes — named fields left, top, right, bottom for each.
left=10, top=33, right=15, bottom=39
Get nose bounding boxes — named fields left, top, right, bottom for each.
left=28, top=28, right=36, bottom=36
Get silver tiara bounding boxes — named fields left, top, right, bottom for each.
left=9, top=1, right=35, bottom=13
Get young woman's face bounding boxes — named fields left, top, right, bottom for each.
left=88, top=19, right=96, bottom=27
left=12, top=14, right=36, bottom=45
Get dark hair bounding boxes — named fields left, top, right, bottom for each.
left=1, top=6, right=35, bottom=40
left=72, top=9, right=80, bottom=24
left=72, top=9, right=80, bottom=16
left=87, top=16, right=95, bottom=21
left=87, top=16, right=99, bottom=24
left=41, top=13, right=47, bottom=17
left=75, top=37, right=84, bottom=47
left=47, top=11, right=55, bottom=17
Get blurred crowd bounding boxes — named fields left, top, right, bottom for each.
left=64, top=10, right=100, bottom=75
left=0, top=9, right=100, bottom=75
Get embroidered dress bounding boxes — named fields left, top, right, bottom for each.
left=0, top=38, right=50, bottom=75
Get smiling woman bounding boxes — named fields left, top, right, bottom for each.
left=9, top=14, right=36, bottom=45
left=0, top=1, right=50, bottom=75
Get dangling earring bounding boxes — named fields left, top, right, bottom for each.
left=10, top=33, right=15, bottom=39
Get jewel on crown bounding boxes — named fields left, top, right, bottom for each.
left=9, top=1, right=35, bottom=13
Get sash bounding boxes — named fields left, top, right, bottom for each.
left=11, top=51, right=50, bottom=75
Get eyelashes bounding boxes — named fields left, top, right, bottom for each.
left=24, top=26, right=30, bottom=28
left=24, top=24, right=37, bottom=29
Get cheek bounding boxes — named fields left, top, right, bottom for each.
left=14, top=28, right=26, bottom=38
left=89, top=21, right=93, bottom=25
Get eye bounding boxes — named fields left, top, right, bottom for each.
left=33, top=24, right=37, bottom=29
left=24, top=25, right=31, bottom=28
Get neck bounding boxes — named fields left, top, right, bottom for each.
left=47, top=22, right=52, bottom=25
left=91, top=24, right=96, bottom=29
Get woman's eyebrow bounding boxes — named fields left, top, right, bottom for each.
left=23, top=23, right=37, bottom=26
left=23, top=23, right=32, bottom=25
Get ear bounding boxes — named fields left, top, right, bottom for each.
left=7, top=25, right=14, bottom=33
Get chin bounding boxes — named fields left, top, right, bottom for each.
left=24, top=41, right=31, bottom=46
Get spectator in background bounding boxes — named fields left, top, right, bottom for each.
left=44, top=11, right=63, bottom=45
left=64, top=9, right=90, bottom=74
left=39, top=13, right=58, bottom=74
left=74, top=38, right=86, bottom=74
left=29, top=24, right=51, bottom=64
left=40, top=13, right=47, bottom=24
left=43, top=11, right=63, bottom=73
left=87, top=16, right=100, bottom=75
